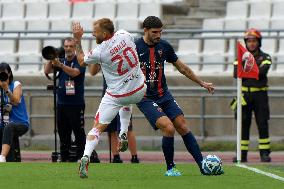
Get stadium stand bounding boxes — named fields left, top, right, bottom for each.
left=1, top=0, right=284, bottom=150
left=0, top=0, right=284, bottom=74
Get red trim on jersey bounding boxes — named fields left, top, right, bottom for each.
left=106, top=84, right=144, bottom=98
left=95, top=112, right=100, bottom=122
left=158, top=63, right=163, bottom=97
left=149, top=47, right=155, bottom=79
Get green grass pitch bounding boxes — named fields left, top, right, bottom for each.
left=0, top=163, right=283, bottom=189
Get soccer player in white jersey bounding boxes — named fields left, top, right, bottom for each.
left=72, top=18, right=146, bottom=178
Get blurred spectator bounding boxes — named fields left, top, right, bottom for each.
left=44, top=37, right=86, bottom=162
left=0, top=62, right=29, bottom=162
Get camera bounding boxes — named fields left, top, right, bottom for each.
left=42, top=46, right=65, bottom=60
left=0, top=72, right=8, bottom=82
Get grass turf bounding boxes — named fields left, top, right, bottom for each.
left=0, top=163, right=283, bottom=189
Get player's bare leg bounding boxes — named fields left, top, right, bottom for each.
left=79, top=122, right=107, bottom=178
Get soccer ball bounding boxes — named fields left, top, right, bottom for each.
left=202, top=155, right=223, bottom=175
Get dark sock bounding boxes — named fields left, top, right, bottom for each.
left=162, top=136, right=175, bottom=170
left=113, top=154, right=120, bottom=159
left=182, top=132, right=203, bottom=170
left=132, top=155, right=138, bottom=159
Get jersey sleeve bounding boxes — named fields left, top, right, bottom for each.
left=84, top=47, right=101, bottom=65
left=166, top=42, right=178, bottom=63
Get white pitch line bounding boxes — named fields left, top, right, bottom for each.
left=236, top=164, right=284, bottom=182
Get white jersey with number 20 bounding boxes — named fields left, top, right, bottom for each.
left=84, top=30, right=145, bottom=97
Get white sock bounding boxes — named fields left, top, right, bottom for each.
left=83, top=138, right=99, bottom=158
left=0, top=155, right=6, bottom=162
left=119, top=106, right=132, bottom=136
left=83, top=128, right=100, bottom=158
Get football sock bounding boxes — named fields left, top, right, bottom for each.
left=182, top=132, right=203, bottom=170
left=162, top=136, right=175, bottom=170
left=83, top=137, right=99, bottom=158
left=119, top=106, right=132, bottom=135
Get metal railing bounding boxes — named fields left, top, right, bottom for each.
left=23, top=86, right=284, bottom=141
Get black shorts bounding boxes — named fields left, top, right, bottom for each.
left=137, top=91, right=183, bottom=130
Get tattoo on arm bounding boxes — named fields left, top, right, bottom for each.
left=75, top=42, right=84, bottom=55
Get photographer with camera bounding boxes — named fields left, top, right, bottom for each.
left=0, top=62, right=29, bottom=162
left=44, top=37, right=87, bottom=162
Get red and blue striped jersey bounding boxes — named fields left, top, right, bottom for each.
left=135, top=37, right=178, bottom=98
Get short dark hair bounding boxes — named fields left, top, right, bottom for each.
left=94, top=18, right=114, bottom=34
left=0, top=62, right=13, bottom=84
left=143, top=16, right=163, bottom=29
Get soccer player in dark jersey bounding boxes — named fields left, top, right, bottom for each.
left=136, top=16, right=221, bottom=176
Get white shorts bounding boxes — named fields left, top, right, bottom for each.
left=95, top=84, right=146, bottom=124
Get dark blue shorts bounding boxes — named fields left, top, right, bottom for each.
left=104, top=114, right=133, bottom=133
left=136, top=91, right=183, bottom=130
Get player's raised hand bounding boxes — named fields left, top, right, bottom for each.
left=201, top=81, right=215, bottom=94
left=72, top=22, right=84, bottom=41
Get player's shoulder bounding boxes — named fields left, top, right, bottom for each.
left=134, top=37, right=144, bottom=45
left=260, top=50, right=272, bottom=61
left=115, top=29, right=132, bottom=38
left=159, top=39, right=173, bottom=47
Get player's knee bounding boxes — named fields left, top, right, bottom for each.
left=87, top=128, right=100, bottom=140
left=164, top=125, right=175, bottom=136
left=175, top=124, right=189, bottom=135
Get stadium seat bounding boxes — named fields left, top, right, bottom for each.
left=0, top=40, right=17, bottom=69
left=202, top=19, right=224, bottom=36
left=225, top=1, right=248, bottom=19
left=139, top=1, right=162, bottom=21
left=271, top=1, right=284, bottom=19
left=81, top=39, right=91, bottom=53
left=274, top=39, right=284, bottom=72
left=1, top=2, right=24, bottom=20
left=17, top=55, right=42, bottom=74
left=94, top=1, right=116, bottom=20
left=270, top=19, right=284, bottom=36
left=25, top=1, right=48, bottom=20
left=248, top=19, right=270, bottom=36
left=0, top=55, right=17, bottom=72
left=117, top=19, right=140, bottom=31
left=178, top=54, right=200, bottom=72
left=26, top=20, right=50, bottom=37
left=177, top=39, right=200, bottom=54
left=50, top=19, right=72, bottom=37
left=261, top=38, right=277, bottom=56
left=17, top=40, right=42, bottom=73
left=224, top=19, right=247, bottom=36
left=3, top=20, right=26, bottom=37
left=48, top=1, right=71, bottom=19
left=72, top=1, right=95, bottom=19
left=116, top=1, right=138, bottom=19
left=177, top=39, right=201, bottom=71
left=202, top=39, right=226, bottom=72
left=74, top=19, right=93, bottom=32
left=249, top=1, right=271, bottom=19
left=201, top=54, right=226, bottom=73
left=43, top=39, right=63, bottom=49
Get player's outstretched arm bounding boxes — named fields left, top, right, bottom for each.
left=72, top=22, right=87, bottom=67
left=173, top=59, right=215, bottom=94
